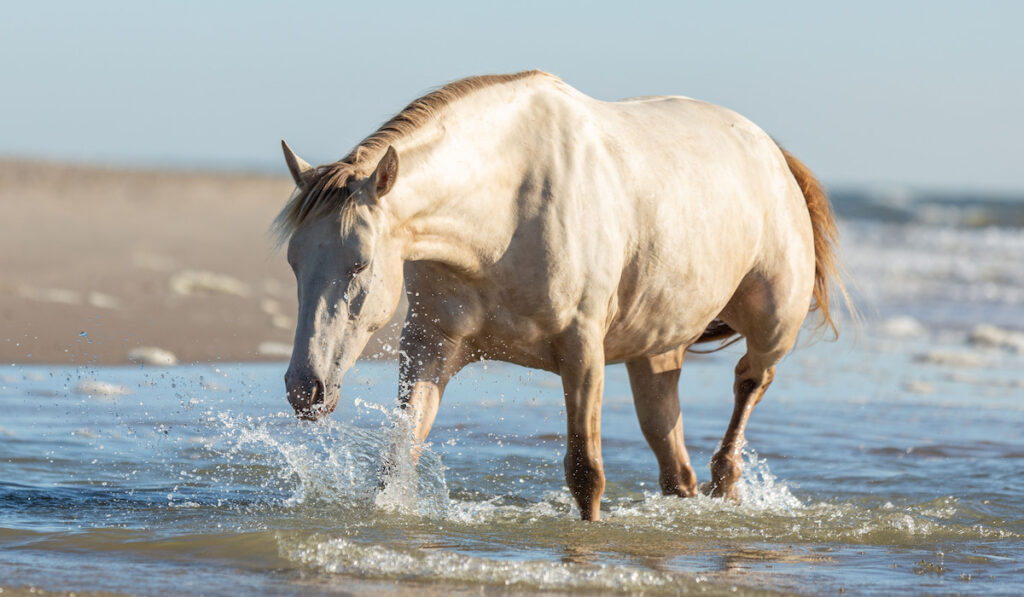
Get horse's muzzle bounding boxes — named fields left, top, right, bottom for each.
left=285, top=372, right=327, bottom=421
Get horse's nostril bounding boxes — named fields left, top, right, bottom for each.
left=286, top=372, right=327, bottom=420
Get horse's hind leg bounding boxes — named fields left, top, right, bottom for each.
left=702, top=270, right=809, bottom=501
left=700, top=353, right=777, bottom=500
left=626, top=349, right=698, bottom=497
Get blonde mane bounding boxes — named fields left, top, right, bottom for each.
left=273, top=70, right=551, bottom=242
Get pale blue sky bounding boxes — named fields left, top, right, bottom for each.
left=2, top=1, right=1022, bottom=191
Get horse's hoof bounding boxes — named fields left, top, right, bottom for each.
left=700, top=481, right=741, bottom=502
left=662, top=482, right=698, bottom=498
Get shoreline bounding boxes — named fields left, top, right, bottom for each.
left=0, top=159, right=400, bottom=366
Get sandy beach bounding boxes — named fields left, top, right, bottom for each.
left=0, top=160, right=400, bottom=365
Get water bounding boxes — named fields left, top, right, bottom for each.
left=2, top=218, right=1024, bottom=595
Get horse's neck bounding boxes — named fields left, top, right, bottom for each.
left=385, top=83, right=569, bottom=272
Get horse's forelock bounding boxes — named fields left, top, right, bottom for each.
left=272, top=162, right=356, bottom=246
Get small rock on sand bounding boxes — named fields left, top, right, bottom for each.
left=86, top=291, right=121, bottom=310
left=18, top=286, right=81, bottom=305
left=260, top=298, right=281, bottom=315
left=74, top=379, right=131, bottom=397
left=968, top=324, right=1024, bottom=353
left=128, top=346, right=178, bottom=366
left=169, top=270, right=250, bottom=298
left=271, top=314, right=294, bottom=330
left=258, top=341, right=292, bottom=358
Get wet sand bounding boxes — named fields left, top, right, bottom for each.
left=0, top=160, right=400, bottom=365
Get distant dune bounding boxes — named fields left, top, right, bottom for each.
left=0, top=159, right=401, bottom=365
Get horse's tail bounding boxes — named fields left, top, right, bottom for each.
left=779, top=146, right=852, bottom=337
left=691, top=146, right=852, bottom=352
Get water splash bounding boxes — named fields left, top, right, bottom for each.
left=733, top=446, right=803, bottom=513
left=208, top=401, right=449, bottom=517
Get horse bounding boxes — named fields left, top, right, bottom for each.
left=275, top=70, right=848, bottom=521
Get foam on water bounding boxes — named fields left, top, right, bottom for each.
left=280, top=535, right=705, bottom=594
left=843, top=221, right=1024, bottom=327
left=197, top=407, right=1022, bottom=592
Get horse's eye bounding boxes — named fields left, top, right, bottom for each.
left=349, top=262, right=369, bottom=276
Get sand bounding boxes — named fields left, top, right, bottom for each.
left=0, top=159, right=401, bottom=365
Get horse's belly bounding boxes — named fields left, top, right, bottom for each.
left=603, top=267, right=742, bottom=362
left=603, top=306, right=711, bottom=362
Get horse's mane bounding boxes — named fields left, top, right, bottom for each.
left=273, top=70, right=552, bottom=242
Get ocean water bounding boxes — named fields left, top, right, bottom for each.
left=2, top=217, right=1023, bottom=595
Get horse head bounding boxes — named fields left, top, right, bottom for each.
left=279, top=141, right=404, bottom=420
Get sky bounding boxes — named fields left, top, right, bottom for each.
left=1, top=1, right=1022, bottom=192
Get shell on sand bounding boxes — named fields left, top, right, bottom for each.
left=271, top=314, right=293, bottom=330
left=127, top=346, right=179, bottom=366
left=258, top=341, right=292, bottom=358
left=18, top=286, right=81, bottom=305
left=18, top=286, right=120, bottom=310
left=86, top=291, right=121, bottom=310
left=74, top=379, right=131, bottom=397
left=169, top=270, right=250, bottom=298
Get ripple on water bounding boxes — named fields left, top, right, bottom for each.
left=198, top=408, right=1021, bottom=593
left=5, top=349, right=1022, bottom=595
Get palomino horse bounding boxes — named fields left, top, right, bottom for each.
left=276, top=71, right=847, bottom=520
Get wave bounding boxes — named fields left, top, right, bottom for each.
left=832, top=187, right=1024, bottom=228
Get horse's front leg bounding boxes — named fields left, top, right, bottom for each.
left=557, top=328, right=606, bottom=521
left=378, top=321, right=466, bottom=489
left=397, top=320, right=466, bottom=443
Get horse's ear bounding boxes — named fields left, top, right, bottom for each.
left=369, top=146, right=399, bottom=200
left=281, top=139, right=315, bottom=190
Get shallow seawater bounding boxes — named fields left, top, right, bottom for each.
left=3, top=219, right=1024, bottom=595
left=1, top=328, right=1022, bottom=596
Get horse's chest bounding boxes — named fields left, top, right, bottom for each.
left=411, top=274, right=574, bottom=369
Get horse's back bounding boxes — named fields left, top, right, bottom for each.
left=577, top=93, right=815, bottom=360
